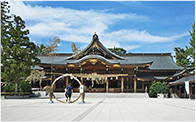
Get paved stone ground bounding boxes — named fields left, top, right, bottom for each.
left=1, top=93, right=195, bottom=122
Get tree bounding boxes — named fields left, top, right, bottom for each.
left=42, top=37, right=60, bottom=83
left=174, top=47, right=189, bottom=67
left=108, top=46, right=126, bottom=54
left=1, top=1, right=40, bottom=92
left=174, top=22, right=195, bottom=69
left=0, top=1, right=11, bottom=79
left=2, top=15, right=40, bottom=82
left=71, top=42, right=81, bottom=59
left=38, top=44, right=47, bottom=54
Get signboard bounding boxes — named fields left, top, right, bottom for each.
left=80, top=85, right=84, bottom=93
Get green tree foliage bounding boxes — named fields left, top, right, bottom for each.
left=38, top=44, right=47, bottom=54
left=0, top=1, right=11, bottom=78
left=2, top=16, right=40, bottom=82
left=1, top=1, right=40, bottom=86
left=108, top=46, right=126, bottom=54
left=18, top=80, right=32, bottom=92
left=149, top=81, right=170, bottom=97
left=2, top=80, right=31, bottom=92
left=174, top=22, right=195, bottom=69
left=174, top=47, right=188, bottom=67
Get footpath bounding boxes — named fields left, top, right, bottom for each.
left=1, top=93, right=195, bottom=121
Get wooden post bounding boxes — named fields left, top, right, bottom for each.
left=121, top=77, right=124, bottom=92
left=81, top=77, right=83, bottom=84
left=142, top=83, right=144, bottom=89
left=190, top=84, right=193, bottom=99
left=66, top=77, right=68, bottom=86
left=179, top=86, right=181, bottom=98
left=106, top=78, right=109, bottom=93
left=134, top=75, right=137, bottom=93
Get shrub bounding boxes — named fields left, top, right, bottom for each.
left=2, top=83, right=15, bottom=92
left=2, top=80, right=32, bottom=93
left=149, top=81, right=170, bottom=97
left=18, top=80, right=32, bottom=92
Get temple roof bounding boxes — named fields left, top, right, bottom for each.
left=169, top=74, right=195, bottom=85
left=37, top=53, right=185, bottom=70
left=66, top=33, right=124, bottom=60
left=37, top=33, right=187, bottom=71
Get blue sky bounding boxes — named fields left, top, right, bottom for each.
left=9, top=1, right=195, bottom=54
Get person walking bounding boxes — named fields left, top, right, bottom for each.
left=66, top=83, right=73, bottom=103
left=64, top=87, right=68, bottom=102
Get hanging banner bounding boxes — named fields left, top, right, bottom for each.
left=185, top=81, right=190, bottom=94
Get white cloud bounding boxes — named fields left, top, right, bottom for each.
left=123, top=45, right=142, bottom=50
left=9, top=1, right=188, bottom=51
left=104, top=30, right=189, bottom=43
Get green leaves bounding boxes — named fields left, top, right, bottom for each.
left=1, top=1, right=40, bottom=85
left=174, top=22, right=195, bottom=69
left=149, top=81, right=170, bottom=97
left=108, top=46, right=126, bottom=54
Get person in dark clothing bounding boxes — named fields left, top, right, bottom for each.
left=64, top=87, right=68, bottom=102
left=66, top=83, right=73, bottom=103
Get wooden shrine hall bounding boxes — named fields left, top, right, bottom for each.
left=35, top=33, right=194, bottom=93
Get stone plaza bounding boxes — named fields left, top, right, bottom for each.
left=1, top=93, right=195, bottom=121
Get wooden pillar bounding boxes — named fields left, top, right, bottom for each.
left=106, top=78, right=109, bottom=93
left=134, top=75, right=137, bottom=93
left=121, top=77, right=124, bottom=92
left=190, top=84, right=193, bottom=99
left=179, top=86, right=181, bottom=98
left=66, top=77, right=68, bottom=86
left=81, top=77, right=83, bottom=84
left=142, top=83, right=144, bottom=89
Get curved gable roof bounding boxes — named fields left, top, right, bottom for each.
left=67, top=33, right=124, bottom=60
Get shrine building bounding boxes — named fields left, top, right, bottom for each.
left=35, top=33, right=194, bottom=94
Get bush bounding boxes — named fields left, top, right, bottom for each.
left=2, top=80, right=32, bottom=93
left=2, top=83, right=15, bottom=92
left=149, top=81, right=170, bottom=97
left=18, top=80, right=32, bottom=92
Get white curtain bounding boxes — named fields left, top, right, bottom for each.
left=185, top=81, right=190, bottom=94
